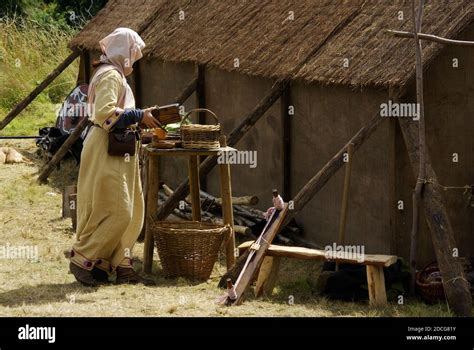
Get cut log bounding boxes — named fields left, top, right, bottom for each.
left=215, top=196, right=258, bottom=206
left=0, top=48, right=81, bottom=130
left=399, top=117, right=472, bottom=316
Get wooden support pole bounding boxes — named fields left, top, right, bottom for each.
left=384, top=29, right=474, bottom=47
left=196, top=64, right=207, bottom=191
left=398, top=117, right=472, bottom=316
left=0, top=48, right=81, bottom=130
left=143, top=154, right=159, bottom=274
left=408, top=0, right=426, bottom=295
left=283, top=112, right=385, bottom=228
left=174, top=77, right=198, bottom=106
left=219, top=136, right=236, bottom=269
left=37, top=118, right=91, bottom=183
left=188, top=155, right=201, bottom=221
left=338, top=143, right=354, bottom=246
left=281, top=85, right=292, bottom=200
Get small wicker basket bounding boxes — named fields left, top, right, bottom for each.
left=416, top=261, right=445, bottom=304
left=180, top=108, right=221, bottom=149
left=152, top=221, right=229, bottom=281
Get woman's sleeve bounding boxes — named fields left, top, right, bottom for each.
left=93, top=70, right=143, bottom=131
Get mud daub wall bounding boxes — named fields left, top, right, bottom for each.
left=78, top=41, right=472, bottom=264
left=290, top=83, right=393, bottom=255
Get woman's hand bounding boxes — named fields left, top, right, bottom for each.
left=140, top=107, right=161, bottom=129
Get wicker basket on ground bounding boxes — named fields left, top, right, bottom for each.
left=180, top=108, right=221, bottom=149
left=152, top=221, right=229, bottom=281
left=416, top=261, right=445, bottom=304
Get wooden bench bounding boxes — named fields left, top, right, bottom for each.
left=238, top=241, right=398, bottom=306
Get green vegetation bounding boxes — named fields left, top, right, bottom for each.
left=0, top=0, right=106, bottom=136
left=0, top=16, right=78, bottom=135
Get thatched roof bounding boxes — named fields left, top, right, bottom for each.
left=70, top=0, right=474, bottom=88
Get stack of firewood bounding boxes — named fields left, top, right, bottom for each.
left=160, top=183, right=302, bottom=244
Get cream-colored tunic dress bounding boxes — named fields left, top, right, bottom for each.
left=70, top=68, right=144, bottom=272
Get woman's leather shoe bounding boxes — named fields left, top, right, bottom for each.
left=115, top=267, right=155, bottom=286
left=69, top=262, right=98, bottom=287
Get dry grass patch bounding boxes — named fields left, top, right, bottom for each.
left=0, top=140, right=457, bottom=317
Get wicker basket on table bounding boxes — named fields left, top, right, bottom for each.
left=416, top=261, right=445, bottom=304
left=152, top=221, right=229, bottom=281
left=180, top=108, right=221, bottom=149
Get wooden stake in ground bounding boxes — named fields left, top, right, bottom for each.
left=409, top=0, right=427, bottom=294
left=0, top=48, right=81, bottom=131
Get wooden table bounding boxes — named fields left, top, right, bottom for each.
left=142, top=146, right=237, bottom=274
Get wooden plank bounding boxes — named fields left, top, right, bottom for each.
left=0, top=48, right=81, bottom=130
left=232, top=204, right=289, bottom=305
left=366, top=265, right=387, bottom=307
left=62, top=185, right=77, bottom=218
left=188, top=155, right=201, bottom=221
left=255, top=256, right=281, bottom=297
left=143, top=154, right=159, bottom=274
left=238, top=241, right=397, bottom=267
left=219, top=136, right=235, bottom=269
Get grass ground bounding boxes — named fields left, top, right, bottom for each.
left=0, top=140, right=458, bottom=317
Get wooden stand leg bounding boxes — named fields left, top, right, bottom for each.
left=219, top=162, right=235, bottom=269
left=143, top=154, right=159, bottom=274
left=366, top=265, right=387, bottom=307
left=62, top=185, right=77, bottom=218
left=69, top=193, right=77, bottom=231
left=188, top=155, right=201, bottom=221
left=255, top=256, right=281, bottom=297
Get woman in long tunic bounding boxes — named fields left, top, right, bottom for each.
left=69, top=28, right=160, bottom=286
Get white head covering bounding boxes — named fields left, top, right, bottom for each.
left=87, top=28, right=145, bottom=128
left=99, top=27, right=145, bottom=76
